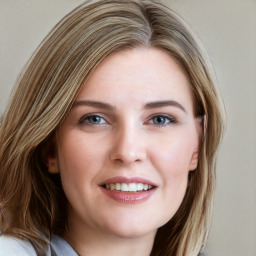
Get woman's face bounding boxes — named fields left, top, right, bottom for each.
left=55, top=47, right=201, bottom=239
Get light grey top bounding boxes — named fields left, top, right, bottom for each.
left=0, top=235, right=206, bottom=255
left=0, top=235, right=79, bottom=256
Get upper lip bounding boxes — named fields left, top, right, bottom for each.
left=100, top=176, right=157, bottom=187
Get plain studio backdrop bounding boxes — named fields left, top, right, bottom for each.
left=0, top=0, right=255, bottom=255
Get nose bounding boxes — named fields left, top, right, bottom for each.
left=109, top=124, right=146, bottom=165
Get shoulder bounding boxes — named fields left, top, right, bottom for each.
left=51, top=235, right=79, bottom=256
left=0, top=235, right=36, bottom=256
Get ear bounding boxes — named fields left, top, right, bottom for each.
left=189, top=116, right=205, bottom=171
left=45, top=135, right=59, bottom=174
left=189, top=148, right=199, bottom=171
left=47, top=155, right=59, bottom=174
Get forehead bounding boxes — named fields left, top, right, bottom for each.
left=77, top=47, right=194, bottom=113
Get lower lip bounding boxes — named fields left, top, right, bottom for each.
left=100, top=187, right=156, bottom=204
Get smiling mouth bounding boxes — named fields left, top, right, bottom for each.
left=100, top=178, right=157, bottom=204
left=102, top=183, right=154, bottom=192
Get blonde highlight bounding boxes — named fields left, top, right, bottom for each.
left=0, top=1, right=225, bottom=255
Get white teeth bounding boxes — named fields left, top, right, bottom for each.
left=104, top=183, right=154, bottom=192
left=128, top=183, right=137, bottom=192
left=137, top=183, right=144, bottom=191
left=143, top=184, right=149, bottom=190
left=121, top=183, right=129, bottom=191
left=115, top=183, right=121, bottom=191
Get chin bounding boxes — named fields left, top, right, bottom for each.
left=107, top=225, right=156, bottom=239
left=98, top=213, right=162, bottom=239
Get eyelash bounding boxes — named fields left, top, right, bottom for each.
left=78, top=114, right=177, bottom=127
left=148, top=114, right=177, bottom=127
left=78, top=113, right=108, bottom=126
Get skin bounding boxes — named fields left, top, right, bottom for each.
left=49, top=47, right=201, bottom=256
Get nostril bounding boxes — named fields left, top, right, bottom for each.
left=108, top=129, right=146, bottom=164
left=109, top=150, right=145, bottom=165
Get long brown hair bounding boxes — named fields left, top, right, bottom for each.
left=0, top=1, right=225, bottom=255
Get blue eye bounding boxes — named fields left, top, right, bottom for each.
left=150, top=115, right=176, bottom=126
left=79, top=115, right=106, bottom=125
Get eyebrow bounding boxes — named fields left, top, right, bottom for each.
left=144, top=100, right=187, bottom=113
left=73, top=100, right=187, bottom=113
left=73, top=100, right=115, bottom=110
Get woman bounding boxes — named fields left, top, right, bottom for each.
left=0, top=0, right=225, bottom=255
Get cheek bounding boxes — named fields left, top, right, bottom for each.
left=150, top=134, right=195, bottom=177
left=148, top=132, right=196, bottom=214
left=154, top=142, right=190, bottom=196
left=57, top=131, right=107, bottom=188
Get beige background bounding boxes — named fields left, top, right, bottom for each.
left=0, top=0, right=255, bottom=255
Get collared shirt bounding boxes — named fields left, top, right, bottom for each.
left=0, top=235, right=206, bottom=255
left=0, top=235, right=78, bottom=256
